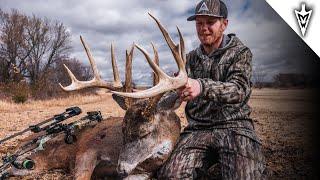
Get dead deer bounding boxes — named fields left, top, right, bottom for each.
left=6, top=13, right=187, bottom=179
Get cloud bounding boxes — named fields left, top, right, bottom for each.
left=1, top=0, right=316, bottom=84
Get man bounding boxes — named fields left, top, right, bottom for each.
left=158, top=0, right=265, bottom=179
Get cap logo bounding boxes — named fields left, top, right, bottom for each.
left=198, top=2, right=209, bottom=13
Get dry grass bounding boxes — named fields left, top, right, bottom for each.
left=0, top=88, right=316, bottom=179
left=0, top=94, right=108, bottom=112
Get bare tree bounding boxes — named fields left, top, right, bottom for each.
left=0, top=9, right=93, bottom=99
left=0, top=9, right=72, bottom=86
left=253, top=64, right=267, bottom=89
left=24, top=15, right=72, bottom=86
left=0, top=9, right=30, bottom=83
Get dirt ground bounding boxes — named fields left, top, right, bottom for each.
left=0, top=88, right=317, bottom=179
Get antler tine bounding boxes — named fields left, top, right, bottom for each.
left=59, top=36, right=122, bottom=91
left=148, top=13, right=185, bottom=71
left=151, top=43, right=160, bottom=85
left=177, top=26, right=186, bottom=65
left=151, top=43, right=159, bottom=66
left=124, top=44, right=134, bottom=93
left=111, top=43, right=122, bottom=88
left=135, top=43, right=170, bottom=80
left=59, top=64, right=80, bottom=91
left=148, top=13, right=177, bottom=53
left=80, top=36, right=101, bottom=80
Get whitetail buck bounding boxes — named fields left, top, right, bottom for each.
left=6, top=13, right=187, bottom=179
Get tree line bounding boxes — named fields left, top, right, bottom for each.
left=253, top=66, right=316, bottom=89
left=0, top=9, right=92, bottom=101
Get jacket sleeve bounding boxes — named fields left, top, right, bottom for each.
left=197, top=48, right=253, bottom=104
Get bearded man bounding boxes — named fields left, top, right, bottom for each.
left=158, top=0, right=266, bottom=179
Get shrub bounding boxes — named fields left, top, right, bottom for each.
left=12, top=93, right=27, bottom=103
left=7, top=81, right=29, bottom=103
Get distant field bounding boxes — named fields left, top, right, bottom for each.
left=0, top=88, right=316, bottom=179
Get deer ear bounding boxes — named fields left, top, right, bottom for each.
left=156, top=91, right=182, bottom=111
left=112, top=94, right=129, bottom=110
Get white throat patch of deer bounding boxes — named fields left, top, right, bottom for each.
left=7, top=13, right=187, bottom=179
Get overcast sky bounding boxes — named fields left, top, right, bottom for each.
left=1, top=0, right=317, bottom=84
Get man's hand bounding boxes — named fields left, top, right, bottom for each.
left=178, top=78, right=201, bottom=101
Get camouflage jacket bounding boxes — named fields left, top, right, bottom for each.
left=185, top=34, right=260, bottom=143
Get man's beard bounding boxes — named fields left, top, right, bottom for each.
left=202, top=43, right=215, bottom=50
left=200, top=33, right=223, bottom=48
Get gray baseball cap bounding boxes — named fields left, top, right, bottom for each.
left=187, top=0, right=228, bottom=21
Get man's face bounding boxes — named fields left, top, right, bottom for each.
left=195, top=16, right=228, bottom=46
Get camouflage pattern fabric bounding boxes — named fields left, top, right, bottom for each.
left=158, top=34, right=266, bottom=179
left=158, top=129, right=265, bottom=179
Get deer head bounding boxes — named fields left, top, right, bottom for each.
left=60, top=13, right=187, bottom=177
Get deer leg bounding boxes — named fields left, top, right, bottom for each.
left=74, top=150, right=98, bottom=180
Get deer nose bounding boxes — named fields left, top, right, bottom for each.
left=117, top=164, right=129, bottom=178
left=117, top=169, right=128, bottom=178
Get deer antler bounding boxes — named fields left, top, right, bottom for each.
left=111, top=13, right=188, bottom=98
left=59, top=36, right=123, bottom=91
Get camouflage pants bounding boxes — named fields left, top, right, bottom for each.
left=158, top=129, right=265, bottom=179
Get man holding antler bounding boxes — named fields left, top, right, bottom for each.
left=158, top=0, right=266, bottom=179
left=58, top=0, right=265, bottom=177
